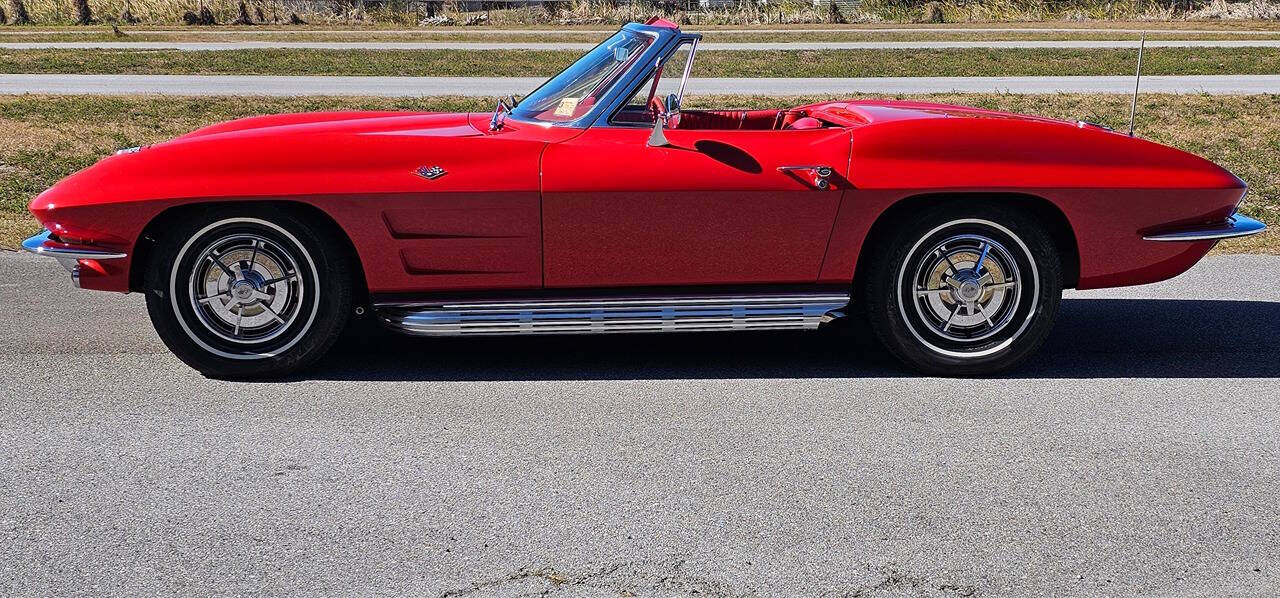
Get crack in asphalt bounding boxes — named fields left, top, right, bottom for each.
left=826, top=565, right=981, bottom=598
left=438, top=556, right=744, bottom=597
left=439, top=559, right=985, bottom=597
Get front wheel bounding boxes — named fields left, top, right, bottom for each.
left=144, top=206, right=352, bottom=378
left=861, top=202, right=1063, bottom=376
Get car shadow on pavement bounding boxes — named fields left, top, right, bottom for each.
left=309, top=298, right=1280, bottom=381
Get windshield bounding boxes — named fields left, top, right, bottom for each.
left=511, top=29, right=654, bottom=124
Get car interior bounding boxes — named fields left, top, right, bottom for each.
left=611, top=107, right=834, bottom=130
left=605, top=36, right=839, bottom=132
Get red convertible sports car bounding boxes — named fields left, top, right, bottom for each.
left=23, top=18, right=1266, bottom=378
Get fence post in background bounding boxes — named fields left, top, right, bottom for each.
left=120, top=0, right=138, bottom=23
left=8, top=0, right=31, bottom=24
left=74, top=0, right=92, bottom=23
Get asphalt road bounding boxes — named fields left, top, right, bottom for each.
left=1, top=250, right=1278, bottom=596
left=3, top=39, right=1278, bottom=50
left=5, top=74, right=1280, bottom=96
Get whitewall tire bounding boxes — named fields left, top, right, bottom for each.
left=861, top=202, right=1063, bottom=376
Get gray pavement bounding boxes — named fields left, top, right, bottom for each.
left=4, top=73, right=1280, bottom=96
left=1, top=250, right=1278, bottom=596
left=4, top=39, right=1280, bottom=50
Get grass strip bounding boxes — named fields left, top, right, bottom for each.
left=1, top=46, right=1279, bottom=77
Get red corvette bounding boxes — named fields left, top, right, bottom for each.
left=23, top=19, right=1265, bottom=377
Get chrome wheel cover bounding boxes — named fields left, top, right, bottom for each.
left=910, top=234, right=1021, bottom=344
left=188, top=233, right=303, bottom=344
left=896, top=219, right=1041, bottom=360
left=169, top=217, right=321, bottom=361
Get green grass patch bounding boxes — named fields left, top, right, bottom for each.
left=1, top=46, right=1279, bottom=77
left=0, top=93, right=1275, bottom=254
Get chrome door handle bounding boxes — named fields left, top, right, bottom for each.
left=778, top=165, right=835, bottom=190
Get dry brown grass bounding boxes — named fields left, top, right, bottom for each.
left=20, top=0, right=393, bottom=25
left=11, top=19, right=1280, bottom=31
left=12, top=0, right=1280, bottom=25
left=0, top=213, right=35, bottom=251
left=8, top=29, right=1280, bottom=43
left=1188, top=0, right=1280, bottom=19
left=1215, top=228, right=1280, bottom=254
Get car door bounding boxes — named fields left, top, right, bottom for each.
left=540, top=125, right=851, bottom=288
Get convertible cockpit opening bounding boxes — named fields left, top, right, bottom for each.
left=611, top=107, right=839, bottom=131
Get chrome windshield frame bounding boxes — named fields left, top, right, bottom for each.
left=505, top=22, right=678, bottom=129
left=589, top=31, right=702, bottom=129
left=674, top=37, right=699, bottom=108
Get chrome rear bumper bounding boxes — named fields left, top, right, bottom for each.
left=21, top=230, right=128, bottom=287
left=1143, top=213, right=1267, bottom=242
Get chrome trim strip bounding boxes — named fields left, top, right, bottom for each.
left=674, top=37, right=698, bottom=108
left=23, top=230, right=125, bottom=287
left=375, top=293, right=850, bottom=336
left=21, top=230, right=127, bottom=260
left=1075, top=120, right=1113, bottom=131
left=1143, top=214, right=1267, bottom=242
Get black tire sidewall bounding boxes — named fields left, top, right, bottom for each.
left=144, top=206, right=351, bottom=379
left=863, top=202, right=1063, bottom=376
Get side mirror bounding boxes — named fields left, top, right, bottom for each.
left=647, top=112, right=671, bottom=148
left=647, top=94, right=681, bottom=148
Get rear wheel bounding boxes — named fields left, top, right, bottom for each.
left=861, top=202, right=1062, bottom=376
left=144, top=206, right=352, bottom=378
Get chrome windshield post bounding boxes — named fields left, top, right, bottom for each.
left=674, top=37, right=698, bottom=110
left=646, top=36, right=698, bottom=148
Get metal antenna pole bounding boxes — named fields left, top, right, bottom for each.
left=1128, top=33, right=1146, bottom=137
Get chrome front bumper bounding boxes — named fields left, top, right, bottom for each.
left=21, top=230, right=128, bottom=287
left=1143, top=213, right=1267, bottom=242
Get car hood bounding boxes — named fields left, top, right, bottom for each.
left=31, top=110, right=571, bottom=218
left=170, top=110, right=485, bottom=144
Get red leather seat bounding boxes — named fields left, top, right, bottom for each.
left=675, top=110, right=783, bottom=130
left=785, top=117, right=823, bottom=130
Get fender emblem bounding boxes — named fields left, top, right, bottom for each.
left=414, top=165, right=447, bottom=180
